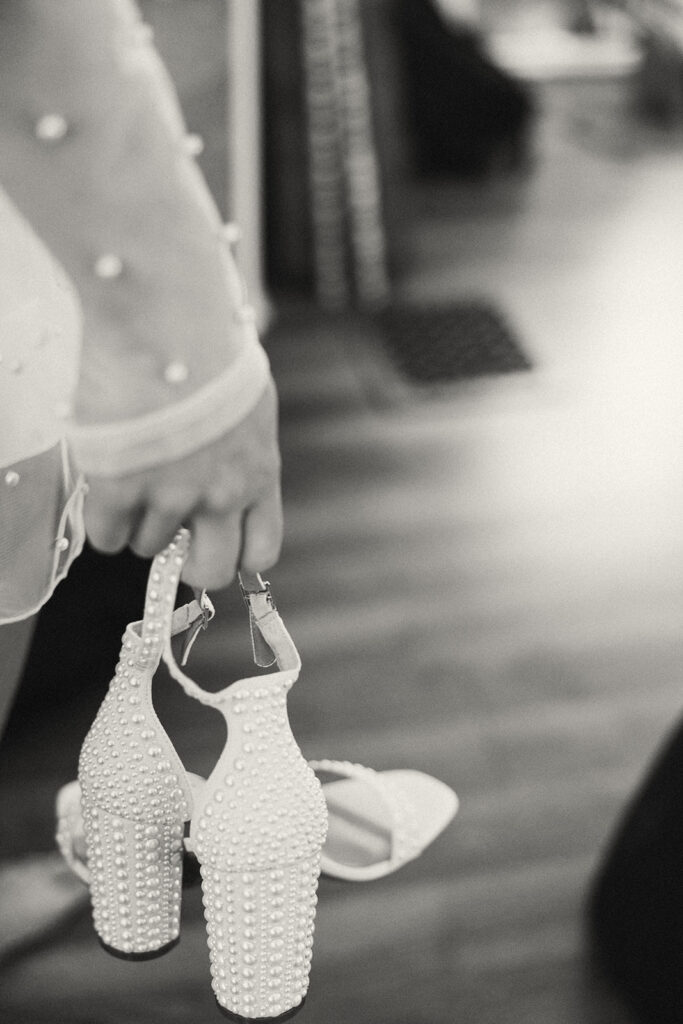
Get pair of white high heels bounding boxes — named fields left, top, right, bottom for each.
left=57, top=530, right=457, bottom=1021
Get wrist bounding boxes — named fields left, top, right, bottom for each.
left=67, top=322, right=271, bottom=477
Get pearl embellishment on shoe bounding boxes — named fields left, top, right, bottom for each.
left=4, top=471, right=20, bottom=487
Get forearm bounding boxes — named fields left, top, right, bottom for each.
left=0, top=0, right=249, bottom=426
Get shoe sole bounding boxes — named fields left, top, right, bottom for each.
left=98, top=935, right=180, bottom=960
left=216, top=996, right=306, bottom=1022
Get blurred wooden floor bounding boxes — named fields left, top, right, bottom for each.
left=2, top=5, right=683, bottom=1024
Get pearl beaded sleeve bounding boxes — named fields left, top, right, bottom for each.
left=0, top=0, right=268, bottom=440
left=67, top=320, right=271, bottom=477
left=0, top=1, right=276, bottom=620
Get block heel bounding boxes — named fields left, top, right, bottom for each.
left=200, top=857, right=320, bottom=1020
left=82, top=806, right=185, bottom=957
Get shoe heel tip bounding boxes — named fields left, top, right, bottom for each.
left=98, top=936, right=179, bottom=960
left=215, top=996, right=306, bottom=1022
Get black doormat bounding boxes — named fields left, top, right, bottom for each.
left=379, top=301, right=532, bottom=384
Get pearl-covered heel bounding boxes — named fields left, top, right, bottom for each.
left=78, top=531, right=196, bottom=958
left=82, top=806, right=184, bottom=958
left=201, top=859, right=320, bottom=1021
left=166, top=577, right=328, bottom=1021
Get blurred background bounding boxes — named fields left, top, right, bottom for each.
left=1, top=1, right=683, bottom=1022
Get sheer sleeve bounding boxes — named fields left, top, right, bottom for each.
left=0, top=0, right=271, bottom=620
left=0, top=185, right=86, bottom=623
left=0, top=0, right=270, bottom=476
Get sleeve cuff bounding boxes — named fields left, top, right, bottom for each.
left=67, top=323, right=271, bottom=477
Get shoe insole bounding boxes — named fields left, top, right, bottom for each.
left=322, top=779, right=393, bottom=869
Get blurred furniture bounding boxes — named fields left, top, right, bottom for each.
left=263, top=0, right=393, bottom=309
left=397, top=0, right=534, bottom=176
left=625, top=0, right=683, bottom=118
left=261, top=0, right=537, bottom=305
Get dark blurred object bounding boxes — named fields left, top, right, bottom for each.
left=569, top=0, right=598, bottom=35
left=397, top=0, right=535, bottom=177
left=626, top=1, right=683, bottom=123
left=263, top=0, right=395, bottom=306
left=262, top=0, right=313, bottom=295
left=589, top=718, right=683, bottom=1023
left=5, top=543, right=190, bottom=739
left=639, top=33, right=683, bottom=124
left=380, top=300, right=531, bottom=383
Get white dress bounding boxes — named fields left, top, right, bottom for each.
left=0, top=0, right=269, bottom=623
left=0, top=186, right=85, bottom=622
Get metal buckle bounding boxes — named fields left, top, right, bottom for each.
left=181, top=589, right=215, bottom=666
left=238, top=571, right=275, bottom=610
left=197, top=588, right=216, bottom=627
left=238, top=572, right=277, bottom=668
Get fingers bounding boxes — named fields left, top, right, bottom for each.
left=181, top=512, right=243, bottom=590
left=86, top=473, right=199, bottom=559
left=128, top=507, right=189, bottom=560
left=84, top=480, right=140, bottom=554
left=180, top=484, right=282, bottom=590
left=83, top=377, right=283, bottom=582
left=86, top=496, right=284, bottom=588
left=240, top=485, right=283, bottom=574
left=86, top=478, right=192, bottom=558
left=85, top=478, right=282, bottom=587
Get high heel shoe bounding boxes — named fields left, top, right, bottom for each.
left=77, top=531, right=200, bottom=959
left=162, top=570, right=327, bottom=1021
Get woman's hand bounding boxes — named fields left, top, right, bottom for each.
left=83, top=378, right=283, bottom=589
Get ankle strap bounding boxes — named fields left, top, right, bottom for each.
left=162, top=578, right=301, bottom=708
left=140, top=528, right=191, bottom=665
left=139, top=528, right=301, bottom=703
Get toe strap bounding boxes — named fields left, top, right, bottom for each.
left=309, top=759, right=423, bottom=870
